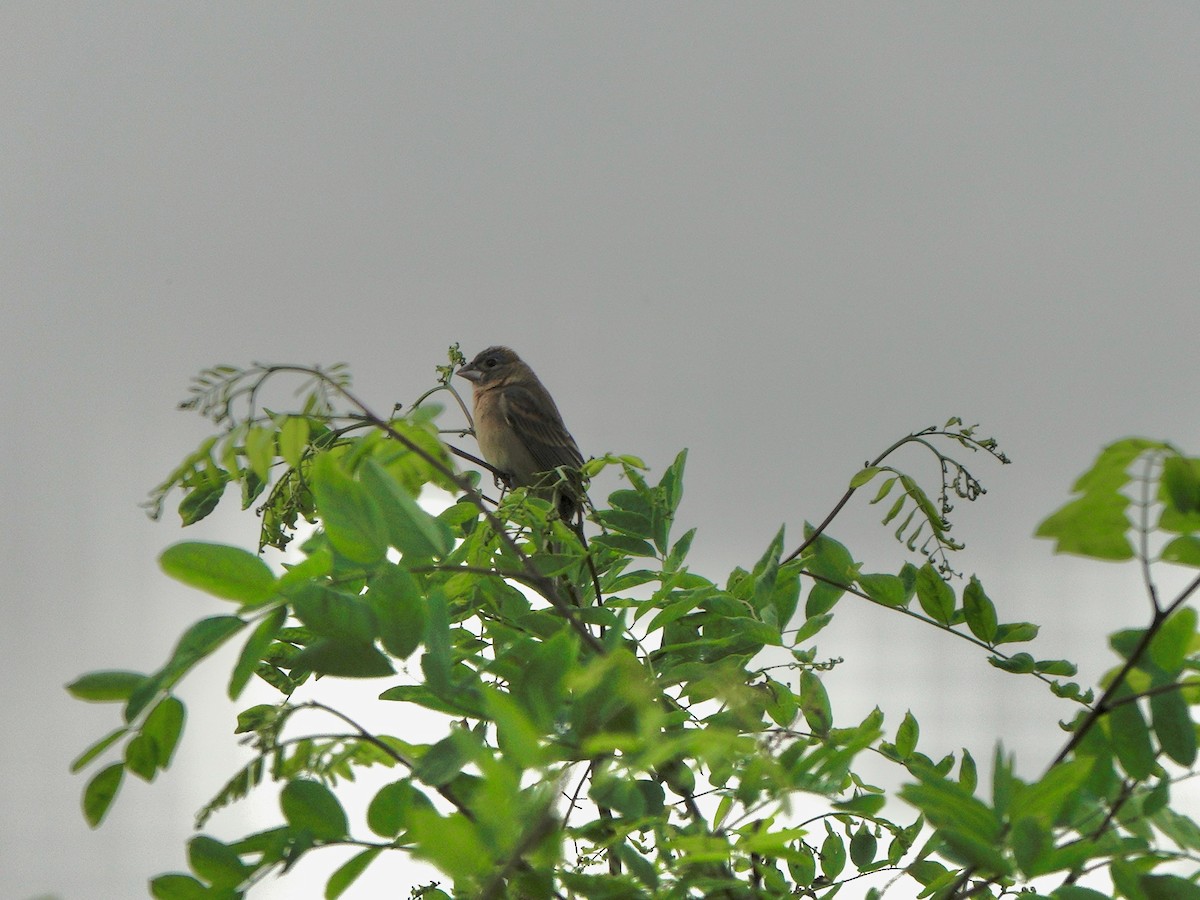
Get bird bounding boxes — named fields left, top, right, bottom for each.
left=456, top=346, right=585, bottom=520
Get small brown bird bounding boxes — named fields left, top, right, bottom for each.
left=457, top=346, right=585, bottom=519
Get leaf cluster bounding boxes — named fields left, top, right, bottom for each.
left=69, top=366, right=1200, bottom=900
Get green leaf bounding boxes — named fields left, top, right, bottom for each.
left=281, top=779, right=349, bottom=840
left=179, top=480, right=226, bottom=526
left=229, top=607, right=287, bottom=699
left=858, top=572, right=907, bottom=608
left=188, top=834, right=250, bottom=888
left=279, top=416, right=310, bottom=468
left=160, top=542, right=277, bottom=604
left=326, top=846, right=382, bottom=899
left=1161, top=455, right=1200, bottom=514
left=1149, top=607, right=1197, bottom=674
left=367, top=565, right=428, bottom=659
left=483, top=687, right=544, bottom=769
left=83, top=762, right=124, bottom=827
left=1050, top=887, right=1115, bottom=900
left=150, top=873, right=208, bottom=899
left=962, top=576, right=998, bottom=642
left=244, top=425, right=276, bottom=482
left=915, top=564, right=954, bottom=625
left=1108, top=692, right=1156, bottom=780
left=989, top=652, right=1036, bottom=674
left=292, top=584, right=378, bottom=643
left=368, top=780, right=427, bottom=838
left=125, top=734, right=158, bottom=781
left=1010, top=759, right=1091, bottom=827
left=849, top=824, right=877, bottom=869
left=993, top=622, right=1039, bottom=644
left=1035, top=491, right=1133, bottom=560
left=67, top=670, right=147, bottom=703
left=799, top=670, right=832, bottom=736
left=1162, top=535, right=1200, bottom=568
left=126, top=616, right=245, bottom=721
left=421, top=590, right=452, bottom=695
left=70, top=727, right=129, bottom=773
left=292, top=638, right=395, bottom=678
left=414, top=735, right=467, bottom=787
left=820, top=826, right=846, bottom=880
left=1141, top=874, right=1200, bottom=900
left=309, top=453, right=388, bottom=564
left=142, top=696, right=186, bottom=770
left=408, top=808, right=493, bottom=881
left=895, top=711, right=919, bottom=759
left=1151, top=686, right=1197, bottom=767
left=850, top=466, right=882, bottom=489
left=360, top=458, right=452, bottom=560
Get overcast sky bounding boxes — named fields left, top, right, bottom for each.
left=5, top=5, right=1200, bottom=898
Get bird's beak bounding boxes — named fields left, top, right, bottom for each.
left=456, top=364, right=482, bottom=383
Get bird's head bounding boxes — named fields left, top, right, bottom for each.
left=457, top=346, right=524, bottom=386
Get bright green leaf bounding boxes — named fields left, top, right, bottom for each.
left=160, top=542, right=276, bottom=604
left=915, top=564, right=955, bottom=625
left=309, top=453, right=387, bottom=565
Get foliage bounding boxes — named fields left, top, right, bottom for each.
left=69, top=352, right=1200, bottom=899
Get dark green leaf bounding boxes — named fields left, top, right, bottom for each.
left=988, top=652, right=1036, bottom=674
left=280, top=779, right=348, bottom=840
left=70, top=727, right=129, bottom=773
left=799, top=670, right=832, bottom=736
left=150, top=873, right=208, bottom=900
left=1109, top=692, right=1156, bottom=780
left=292, top=638, right=395, bottom=678
left=993, top=622, right=1039, bottom=644
left=188, top=834, right=249, bottom=888
left=1141, top=874, right=1200, bottom=900
left=1151, top=686, right=1197, bottom=767
left=83, top=762, right=124, bottom=827
left=160, top=542, right=276, bottom=604
left=179, top=481, right=226, bottom=526
left=1051, top=887, right=1115, bottom=900
left=367, top=565, right=427, bottom=659
left=142, top=696, right=186, bottom=770
left=67, top=670, right=147, bottom=703
left=849, top=825, right=877, bottom=868
left=125, top=733, right=158, bottom=781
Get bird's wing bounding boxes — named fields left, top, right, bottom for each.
left=499, top=384, right=584, bottom=475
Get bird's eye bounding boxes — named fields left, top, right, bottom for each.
left=484, top=357, right=498, bottom=368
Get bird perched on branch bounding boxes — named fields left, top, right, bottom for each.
left=457, top=346, right=585, bottom=520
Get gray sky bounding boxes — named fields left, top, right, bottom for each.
left=5, top=5, right=1200, bottom=898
